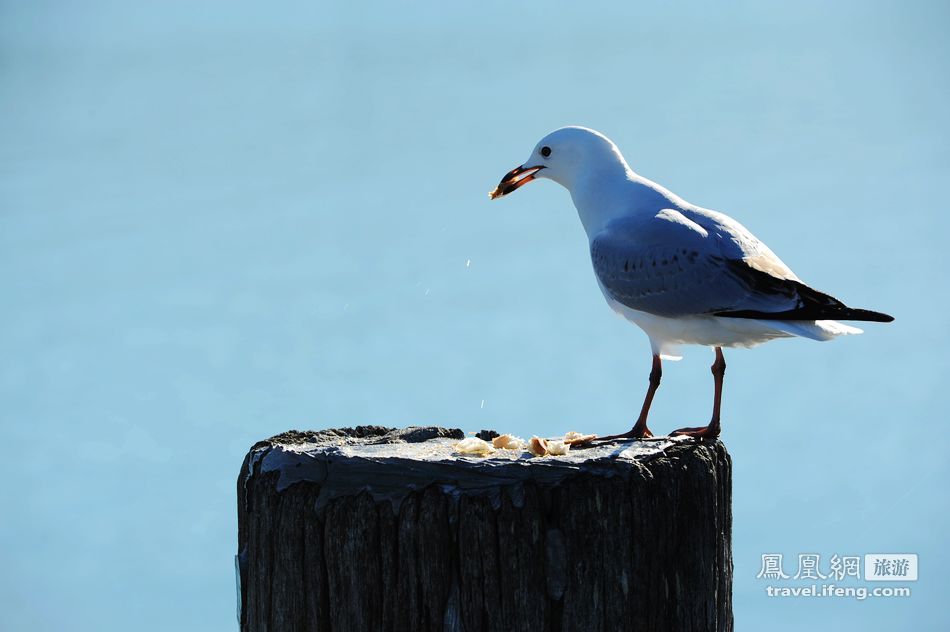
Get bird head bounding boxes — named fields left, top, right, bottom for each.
left=489, top=126, right=627, bottom=199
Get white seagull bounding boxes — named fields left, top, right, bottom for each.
left=490, top=126, right=893, bottom=440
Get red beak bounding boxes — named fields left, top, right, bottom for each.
left=489, top=165, right=545, bottom=200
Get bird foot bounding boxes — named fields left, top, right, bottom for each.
left=670, top=424, right=720, bottom=440
left=587, top=425, right=654, bottom=445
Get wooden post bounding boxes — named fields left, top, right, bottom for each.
left=236, top=426, right=732, bottom=631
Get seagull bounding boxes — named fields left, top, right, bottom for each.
left=489, top=126, right=893, bottom=440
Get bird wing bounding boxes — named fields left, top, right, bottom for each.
left=590, top=208, right=869, bottom=320
left=676, top=206, right=801, bottom=282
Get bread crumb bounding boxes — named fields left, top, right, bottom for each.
left=454, top=437, right=494, bottom=456
left=492, top=434, right=527, bottom=451
left=527, top=436, right=548, bottom=457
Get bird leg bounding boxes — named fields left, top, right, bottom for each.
left=592, top=354, right=661, bottom=443
left=671, top=347, right=725, bottom=439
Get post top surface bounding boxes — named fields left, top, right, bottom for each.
left=241, top=426, right=723, bottom=514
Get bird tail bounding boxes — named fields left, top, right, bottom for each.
left=766, top=319, right=864, bottom=342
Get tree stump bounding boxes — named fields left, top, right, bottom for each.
left=236, top=426, right=732, bottom=632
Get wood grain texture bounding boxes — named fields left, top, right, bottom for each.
left=237, top=426, right=732, bottom=632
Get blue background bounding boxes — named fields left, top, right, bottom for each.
left=2, top=1, right=947, bottom=629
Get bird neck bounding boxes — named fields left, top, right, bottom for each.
left=570, top=169, right=682, bottom=239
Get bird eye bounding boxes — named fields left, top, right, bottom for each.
left=540, top=146, right=552, bottom=157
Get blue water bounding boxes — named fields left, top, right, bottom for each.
left=2, top=1, right=947, bottom=629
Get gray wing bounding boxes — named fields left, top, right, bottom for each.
left=590, top=209, right=807, bottom=318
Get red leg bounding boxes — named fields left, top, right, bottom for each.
left=672, top=347, right=725, bottom=439
left=594, top=354, right=661, bottom=442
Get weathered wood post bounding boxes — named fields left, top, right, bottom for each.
left=236, top=426, right=732, bottom=631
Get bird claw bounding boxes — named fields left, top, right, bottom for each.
left=670, top=424, right=720, bottom=440
left=586, top=425, right=654, bottom=446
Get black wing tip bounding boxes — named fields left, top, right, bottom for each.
left=720, top=264, right=895, bottom=323
left=715, top=306, right=894, bottom=322
left=846, top=309, right=894, bottom=323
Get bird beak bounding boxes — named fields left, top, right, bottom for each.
left=489, top=165, right=545, bottom=200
